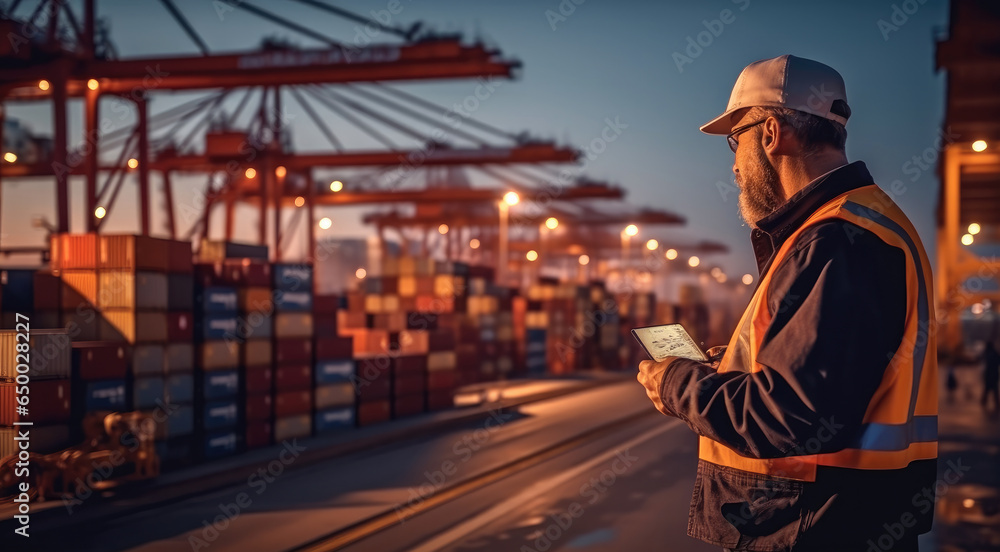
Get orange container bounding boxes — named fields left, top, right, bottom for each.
left=50, top=233, right=98, bottom=270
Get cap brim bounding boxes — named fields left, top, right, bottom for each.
left=699, top=109, right=738, bottom=135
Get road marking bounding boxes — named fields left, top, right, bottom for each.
left=408, top=418, right=684, bottom=552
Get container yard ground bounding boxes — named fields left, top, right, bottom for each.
left=0, top=371, right=624, bottom=530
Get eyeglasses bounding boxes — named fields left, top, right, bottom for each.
left=727, top=118, right=768, bottom=153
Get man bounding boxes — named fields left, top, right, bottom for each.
left=637, top=55, right=938, bottom=551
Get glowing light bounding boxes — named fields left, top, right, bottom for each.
left=972, top=140, right=987, bottom=152
left=94, top=206, right=107, bottom=219
left=961, top=234, right=974, bottom=246
left=526, top=250, right=538, bottom=261
left=688, top=256, right=700, bottom=267
left=710, top=267, right=723, bottom=278
left=318, top=217, right=332, bottom=230
left=275, top=166, right=287, bottom=178
left=646, top=239, right=658, bottom=251
left=742, top=274, right=754, bottom=285
left=963, top=498, right=976, bottom=509
left=38, top=80, right=50, bottom=91
left=624, top=224, right=639, bottom=237
left=2, top=152, right=16, bottom=163
left=503, top=191, right=520, bottom=206
left=245, top=168, right=257, bottom=179
left=330, top=180, right=343, bottom=192
left=579, top=254, right=590, bottom=266
left=469, top=238, right=480, bottom=249
left=356, top=268, right=367, bottom=279
left=87, top=79, right=99, bottom=90
left=127, top=158, right=139, bottom=169
left=971, top=303, right=985, bottom=315
left=294, top=196, right=305, bottom=208
left=717, top=273, right=728, bottom=283
left=968, top=223, right=981, bottom=235
left=545, top=217, right=559, bottom=230
left=665, top=248, right=678, bottom=260
left=438, top=224, right=449, bottom=235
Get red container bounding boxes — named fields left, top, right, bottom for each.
left=315, top=336, right=352, bottom=360
left=167, top=312, right=194, bottom=341
left=394, top=374, right=425, bottom=396
left=50, top=233, right=98, bottom=270
left=314, top=314, right=338, bottom=339
left=313, top=295, right=340, bottom=314
left=275, top=364, right=312, bottom=391
left=356, top=374, right=390, bottom=402
left=193, top=263, right=226, bottom=288
left=429, top=329, right=456, bottom=352
left=393, top=394, right=425, bottom=418
left=457, top=368, right=481, bottom=387
left=168, top=240, right=193, bottom=274
left=393, top=355, right=428, bottom=378
left=72, top=342, right=128, bottom=380
left=456, top=350, right=482, bottom=370
left=275, top=339, right=312, bottom=364
left=244, top=365, right=273, bottom=394
left=274, top=390, right=312, bottom=417
left=33, top=271, right=62, bottom=311
left=427, top=370, right=456, bottom=392
left=357, top=399, right=391, bottom=426
left=226, top=260, right=271, bottom=287
left=381, top=277, right=399, bottom=294
left=0, top=380, right=71, bottom=425
left=245, top=392, right=273, bottom=421
left=245, top=420, right=272, bottom=449
left=426, top=390, right=454, bottom=412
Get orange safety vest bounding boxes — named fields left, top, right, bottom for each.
left=699, top=185, right=938, bottom=482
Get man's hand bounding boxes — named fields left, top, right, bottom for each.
left=637, top=357, right=680, bottom=416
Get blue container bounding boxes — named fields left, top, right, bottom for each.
left=166, top=373, right=194, bottom=404
left=315, top=359, right=355, bottom=385
left=203, top=428, right=241, bottom=458
left=202, top=370, right=240, bottom=399
left=526, top=329, right=547, bottom=343
left=202, top=399, right=240, bottom=430
left=199, top=314, right=241, bottom=340
left=274, top=290, right=313, bottom=311
left=197, top=286, right=239, bottom=313
left=84, top=380, right=127, bottom=410
left=273, top=264, right=313, bottom=292
left=314, top=407, right=355, bottom=433
left=164, top=403, right=194, bottom=438
left=133, top=376, right=165, bottom=409
left=1, top=269, right=34, bottom=312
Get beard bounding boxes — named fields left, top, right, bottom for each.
left=736, top=140, right=785, bottom=228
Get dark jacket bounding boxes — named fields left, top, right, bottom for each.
left=660, top=162, right=936, bottom=551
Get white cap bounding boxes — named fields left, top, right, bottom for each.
left=700, top=55, right=850, bottom=135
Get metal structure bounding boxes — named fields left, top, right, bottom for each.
left=935, top=0, right=1000, bottom=354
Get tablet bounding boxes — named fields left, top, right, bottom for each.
left=631, top=323, right=708, bottom=362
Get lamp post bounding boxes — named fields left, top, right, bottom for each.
left=498, top=191, right=519, bottom=284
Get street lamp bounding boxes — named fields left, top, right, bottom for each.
left=972, top=140, right=988, bottom=152
left=646, top=239, right=658, bottom=251
left=526, top=250, right=538, bottom=261
left=330, top=180, right=343, bottom=192
left=968, top=222, right=981, bottom=235
left=688, top=256, right=700, bottom=267
left=665, top=248, right=678, bottom=260
left=438, top=224, right=449, bottom=235
left=621, top=224, right=639, bottom=271
left=961, top=234, right=974, bottom=246
left=498, top=192, right=520, bottom=284
left=545, top=217, right=559, bottom=230
left=318, top=217, right=332, bottom=230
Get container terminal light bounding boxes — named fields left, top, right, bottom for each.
left=356, top=268, right=367, bottom=279
left=245, top=168, right=256, bottom=179
left=438, top=224, right=449, bottom=235
left=579, top=254, right=590, bottom=266
left=742, top=274, right=754, bottom=285
left=469, top=238, right=480, bottom=249
left=318, top=217, right=332, bottom=230
left=503, top=191, right=520, bottom=206
left=294, top=196, right=305, bottom=208
left=646, top=239, right=658, bottom=250
left=275, top=166, right=287, bottom=178
left=625, top=224, right=638, bottom=236
left=127, top=158, right=139, bottom=169
left=688, top=256, right=700, bottom=267
left=3, top=152, right=16, bottom=163
left=38, top=79, right=50, bottom=91
left=972, top=140, right=987, bottom=152
left=95, top=206, right=107, bottom=219
left=545, top=217, right=559, bottom=230
left=330, top=180, right=343, bottom=192
left=968, top=222, right=981, bottom=235
left=87, top=78, right=99, bottom=90
left=961, top=234, right=974, bottom=246
left=665, top=248, right=678, bottom=260
left=526, top=250, right=538, bottom=261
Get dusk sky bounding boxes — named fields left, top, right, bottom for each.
left=1, top=0, right=950, bottom=279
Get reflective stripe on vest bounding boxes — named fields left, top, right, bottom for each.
left=698, top=185, right=938, bottom=482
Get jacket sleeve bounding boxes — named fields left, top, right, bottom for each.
left=657, top=220, right=907, bottom=459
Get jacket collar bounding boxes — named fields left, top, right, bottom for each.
left=749, top=161, right=876, bottom=275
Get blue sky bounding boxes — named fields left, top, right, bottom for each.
left=1, top=0, right=949, bottom=278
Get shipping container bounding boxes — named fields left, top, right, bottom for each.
left=275, top=290, right=313, bottom=312
left=356, top=400, right=391, bottom=426
left=314, top=407, right=354, bottom=433
left=275, top=364, right=312, bottom=391
left=275, top=338, right=312, bottom=364
left=0, top=329, right=72, bottom=380
left=244, top=365, right=273, bottom=395
left=199, top=240, right=268, bottom=263
left=198, top=341, right=239, bottom=370
left=274, top=390, right=312, bottom=417
left=72, top=341, right=128, bottom=380
left=166, top=373, right=194, bottom=404
left=82, top=379, right=126, bottom=411
left=245, top=392, right=272, bottom=421
left=0, top=379, right=71, bottom=425
left=242, top=339, right=272, bottom=367
left=167, top=274, right=194, bottom=311
left=393, top=355, right=428, bottom=377
left=99, top=309, right=168, bottom=343
left=202, top=370, right=240, bottom=399
left=274, top=313, right=313, bottom=338
left=246, top=420, right=272, bottom=449
left=315, top=336, right=353, bottom=360
left=162, top=403, right=194, bottom=438
left=428, top=370, right=456, bottom=391
left=314, top=314, right=338, bottom=339
left=33, top=310, right=60, bottom=329
left=273, top=264, right=313, bottom=292
left=427, top=351, right=457, bottom=372
left=50, top=233, right=98, bottom=270
left=99, top=235, right=170, bottom=271
left=273, top=414, right=311, bottom=441
left=167, top=240, right=194, bottom=274
left=1, top=269, right=34, bottom=312
left=157, top=436, right=195, bottom=470
left=133, top=376, right=165, bottom=409
left=239, top=287, right=273, bottom=312
left=426, top=389, right=454, bottom=412
left=195, top=287, right=239, bottom=313
left=314, top=382, right=354, bottom=410
left=314, top=359, right=354, bottom=385
left=313, top=294, right=340, bottom=314
left=132, top=344, right=165, bottom=376
left=355, top=372, right=390, bottom=402
left=60, top=269, right=98, bottom=310
left=198, top=313, right=240, bottom=341
left=62, top=309, right=100, bottom=341
left=393, top=374, right=425, bottom=397
left=98, top=270, right=168, bottom=310
left=202, top=399, right=240, bottom=429
left=32, top=271, right=61, bottom=311
left=203, top=428, right=241, bottom=458
left=393, top=394, right=425, bottom=418
left=165, top=343, right=194, bottom=373
left=167, top=312, right=194, bottom=342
